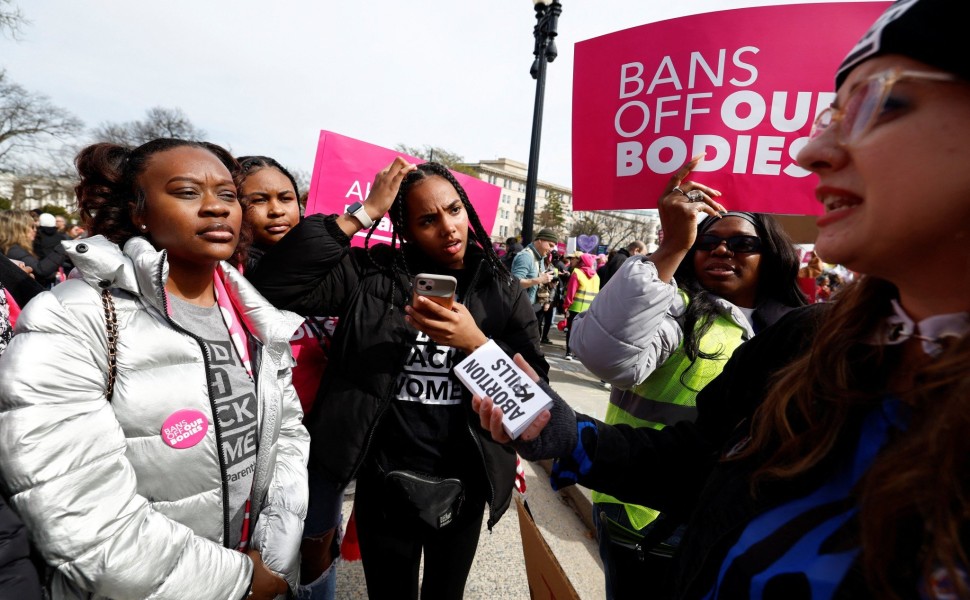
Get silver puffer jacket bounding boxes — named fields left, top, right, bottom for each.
left=0, top=236, right=309, bottom=600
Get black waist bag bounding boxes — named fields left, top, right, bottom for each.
left=384, top=470, right=464, bottom=530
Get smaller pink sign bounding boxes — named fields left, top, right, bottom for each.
left=161, top=409, right=209, bottom=449
left=306, top=131, right=501, bottom=248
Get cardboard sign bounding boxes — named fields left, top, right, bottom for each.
left=305, top=131, right=501, bottom=247
left=516, top=496, right=581, bottom=600
left=453, top=340, right=553, bottom=439
left=571, top=2, right=890, bottom=215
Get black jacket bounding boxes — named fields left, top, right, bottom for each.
left=598, top=248, right=631, bottom=287
left=573, top=304, right=951, bottom=597
left=4, top=243, right=69, bottom=289
left=0, top=255, right=44, bottom=309
left=0, top=495, right=42, bottom=600
left=250, top=214, right=549, bottom=528
left=577, top=305, right=852, bottom=597
left=32, top=227, right=69, bottom=262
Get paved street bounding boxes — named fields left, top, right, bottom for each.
left=335, top=320, right=612, bottom=599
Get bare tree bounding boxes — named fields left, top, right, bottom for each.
left=0, top=69, right=83, bottom=169
left=91, top=107, right=206, bottom=147
left=394, top=143, right=479, bottom=178
left=570, top=210, right=658, bottom=250
left=291, top=168, right=310, bottom=195
left=0, top=0, right=27, bottom=39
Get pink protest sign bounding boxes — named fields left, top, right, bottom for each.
left=306, top=131, right=500, bottom=247
left=572, top=2, right=890, bottom=215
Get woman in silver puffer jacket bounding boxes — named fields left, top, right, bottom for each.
left=0, top=139, right=309, bottom=600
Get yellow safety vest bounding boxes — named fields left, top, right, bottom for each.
left=568, top=270, right=600, bottom=313
left=591, top=292, right=748, bottom=533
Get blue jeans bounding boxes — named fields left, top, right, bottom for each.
left=297, top=563, right=336, bottom=600
left=297, top=470, right=345, bottom=600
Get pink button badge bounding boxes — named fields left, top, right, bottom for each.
left=161, top=409, right=209, bottom=449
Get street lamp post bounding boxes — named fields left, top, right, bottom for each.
left=521, top=0, right=561, bottom=245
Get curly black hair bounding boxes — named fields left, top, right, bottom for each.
left=75, top=138, right=242, bottom=247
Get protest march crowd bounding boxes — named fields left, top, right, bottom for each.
left=1, top=0, right=969, bottom=598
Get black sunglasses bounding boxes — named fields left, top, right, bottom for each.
left=695, top=234, right=762, bottom=253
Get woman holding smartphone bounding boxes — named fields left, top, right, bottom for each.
left=249, top=159, right=548, bottom=600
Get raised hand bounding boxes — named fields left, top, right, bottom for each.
left=650, top=155, right=727, bottom=282
left=337, top=157, right=417, bottom=236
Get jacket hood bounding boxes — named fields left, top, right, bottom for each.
left=64, top=235, right=302, bottom=348
left=64, top=235, right=148, bottom=298
left=578, top=253, right=597, bottom=278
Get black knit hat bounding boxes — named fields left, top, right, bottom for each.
left=534, top=228, right=559, bottom=243
left=837, top=0, right=970, bottom=88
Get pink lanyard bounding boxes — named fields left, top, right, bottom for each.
left=212, top=271, right=253, bottom=378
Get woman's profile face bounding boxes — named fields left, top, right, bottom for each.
left=797, top=54, right=970, bottom=281
left=134, top=146, right=242, bottom=270
left=241, top=167, right=300, bottom=248
left=403, top=175, right=469, bottom=269
left=693, top=216, right=762, bottom=308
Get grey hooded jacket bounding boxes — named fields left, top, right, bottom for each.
left=570, top=257, right=756, bottom=389
left=0, top=236, right=309, bottom=600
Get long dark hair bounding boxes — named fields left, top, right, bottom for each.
left=674, top=213, right=806, bottom=364
left=740, top=276, right=970, bottom=598
left=75, top=138, right=242, bottom=247
left=361, top=161, right=512, bottom=307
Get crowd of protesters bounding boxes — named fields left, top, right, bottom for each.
left=1, top=1, right=968, bottom=598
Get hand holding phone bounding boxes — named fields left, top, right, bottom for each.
left=407, top=275, right=489, bottom=353
left=412, top=273, right=457, bottom=310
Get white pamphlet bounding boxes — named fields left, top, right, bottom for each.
left=453, top=340, right=553, bottom=439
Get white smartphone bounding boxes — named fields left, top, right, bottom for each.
left=412, top=273, right=457, bottom=310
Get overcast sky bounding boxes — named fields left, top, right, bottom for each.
left=2, top=0, right=884, bottom=189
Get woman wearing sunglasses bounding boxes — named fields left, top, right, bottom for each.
left=476, top=0, right=970, bottom=597
left=567, top=157, right=805, bottom=599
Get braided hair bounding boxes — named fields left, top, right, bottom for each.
left=361, top=161, right=512, bottom=308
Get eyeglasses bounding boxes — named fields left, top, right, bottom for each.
left=810, top=69, right=958, bottom=146
left=695, top=234, right=762, bottom=253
